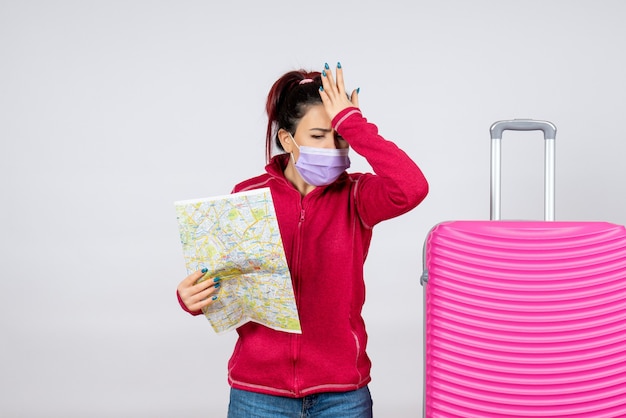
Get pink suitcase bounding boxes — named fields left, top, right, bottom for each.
left=420, top=120, right=626, bottom=417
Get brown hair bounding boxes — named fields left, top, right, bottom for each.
left=265, top=70, right=322, bottom=162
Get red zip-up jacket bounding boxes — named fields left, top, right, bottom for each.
left=178, top=107, right=428, bottom=397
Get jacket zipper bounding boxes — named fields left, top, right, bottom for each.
left=291, top=199, right=306, bottom=394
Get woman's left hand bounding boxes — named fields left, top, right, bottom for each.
left=319, top=62, right=359, bottom=121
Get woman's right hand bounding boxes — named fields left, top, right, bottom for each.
left=177, top=269, right=221, bottom=313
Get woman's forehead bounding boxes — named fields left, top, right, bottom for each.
left=298, top=105, right=331, bottom=129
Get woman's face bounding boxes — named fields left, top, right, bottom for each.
left=291, top=104, right=348, bottom=154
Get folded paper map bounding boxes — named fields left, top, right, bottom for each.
left=175, top=188, right=301, bottom=334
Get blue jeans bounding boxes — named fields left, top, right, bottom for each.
left=227, top=386, right=373, bottom=418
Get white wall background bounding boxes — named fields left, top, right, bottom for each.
left=1, top=0, right=625, bottom=417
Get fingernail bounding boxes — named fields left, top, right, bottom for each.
left=201, top=268, right=208, bottom=273
left=214, top=283, right=221, bottom=289
left=356, top=87, right=360, bottom=94
left=213, top=276, right=221, bottom=282
left=322, top=70, right=326, bottom=77
left=337, top=61, right=342, bottom=68
left=319, top=86, right=324, bottom=92
left=324, top=62, right=330, bottom=70
left=212, top=296, right=218, bottom=301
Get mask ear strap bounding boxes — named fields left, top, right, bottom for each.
left=287, top=133, right=300, bottom=150
left=287, top=132, right=300, bottom=164
left=287, top=132, right=298, bottom=164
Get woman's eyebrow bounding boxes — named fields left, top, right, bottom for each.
left=309, top=128, right=333, bottom=133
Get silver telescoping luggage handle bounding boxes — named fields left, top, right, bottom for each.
left=489, top=119, right=557, bottom=221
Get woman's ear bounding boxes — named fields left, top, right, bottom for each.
left=277, top=129, right=294, bottom=153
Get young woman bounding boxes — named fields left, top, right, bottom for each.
left=177, top=63, right=429, bottom=417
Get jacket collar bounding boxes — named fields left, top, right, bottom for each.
left=265, top=153, right=290, bottom=179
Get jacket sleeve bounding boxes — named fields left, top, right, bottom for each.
left=332, top=107, right=429, bottom=228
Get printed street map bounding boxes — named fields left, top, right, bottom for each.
left=175, top=188, right=301, bottom=334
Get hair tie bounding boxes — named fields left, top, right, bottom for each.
left=299, top=78, right=314, bottom=85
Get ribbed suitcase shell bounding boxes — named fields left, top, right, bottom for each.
left=423, top=220, right=626, bottom=417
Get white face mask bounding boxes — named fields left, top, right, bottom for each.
left=288, top=133, right=351, bottom=186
